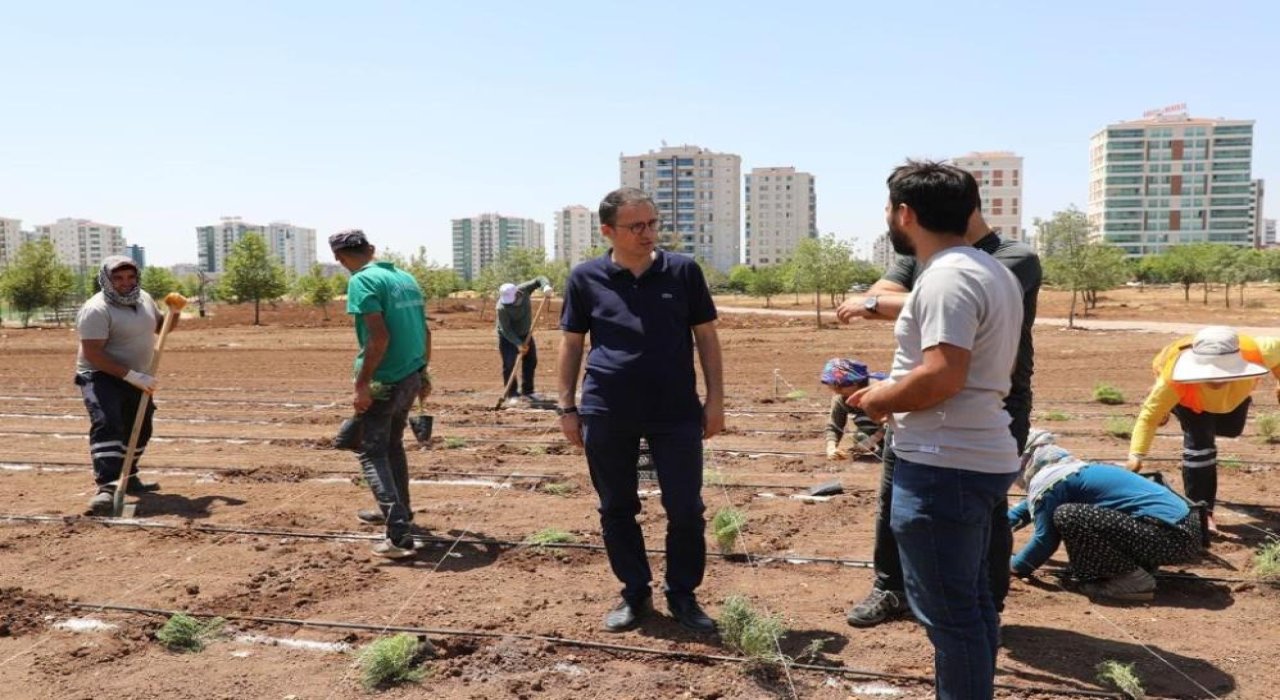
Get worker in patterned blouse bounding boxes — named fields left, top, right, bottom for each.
left=820, top=358, right=885, bottom=461
left=1128, top=326, right=1280, bottom=534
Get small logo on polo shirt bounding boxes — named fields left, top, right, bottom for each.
left=662, top=293, right=674, bottom=300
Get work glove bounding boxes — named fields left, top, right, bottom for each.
left=826, top=440, right=847, bottom=461
left=1126, top=454, right=1144, bottom=473
left=542, top=285, right=553, bottom=294
left=163, top=292, right=188, bottom=310
left=124, top=370, right=157, bottom=394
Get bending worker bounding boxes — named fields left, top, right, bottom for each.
left=497, top=276, right=552, bottom=406
left=1011, top=430, right=1201, bottom=601
left=1128, top=326, right=1280, bottom=533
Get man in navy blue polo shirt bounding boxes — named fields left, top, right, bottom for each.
left=557, top=187, right=725, bottom=634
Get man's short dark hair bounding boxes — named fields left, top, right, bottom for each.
left=599, top=187, right=656, bottom=227
left=886, top=160, right=979, bottom=236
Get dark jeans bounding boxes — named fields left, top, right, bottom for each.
left=1172, top=398, right=1250, bottom=512
left=76, top=372, right=155, bottom=490
left=872, top=430, right=1016, bottom=612
left=498, top=334, right=537, bottom=397
left=891, top=457, right=1019, bottom=700
left=355, top=370, right=422, bottom=545
left=582, top=415, right=705, bottom=605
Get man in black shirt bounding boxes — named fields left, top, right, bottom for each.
left=835, top=209, right=1041, bottom=627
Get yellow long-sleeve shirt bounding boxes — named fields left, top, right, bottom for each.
left=1129, top=336, right=1280, bottom=457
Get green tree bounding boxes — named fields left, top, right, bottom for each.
left=219, top=233, right=288, bottom=325
left=293, top=263, right=336, bottom=319
left=790, top=234, right=856, bottom=328
left=746, top=264, right=785, bottom=308
left=1079, top=243, right=1128, bottom=310
left=0, top=239, right=75, bottom=327
left=141, top=266, right=180, bottom=300
left=698, top=259, right=731, bottom=294
left=1037, top=206, right=1092, bottom=327
left=727, top=264, right=755, bottom=295
left=1153, top=243, right=1211, bottom=302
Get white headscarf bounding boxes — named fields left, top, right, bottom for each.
left=98, top=256, right=141, bottom=308
left=1020, top=430, right=1087, bottom=516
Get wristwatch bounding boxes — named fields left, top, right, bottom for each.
left=863, top=295, right=880, bottom=315
left=556, top=406, right=578, bottom=417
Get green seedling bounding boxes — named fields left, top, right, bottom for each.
left=442, top=437, right=467, bottom=450
left=1041, top=410, right=1072, bottom=422
left=712, top=506, right=747, bottom=554
left=525, top=528, right=576, bottom=547
left=1093, top=383, right=1125, bottom=405
left=717, top=595, right=786, bottom=669
left=703, top=468, right=727, bottom=487
left=1220, top=455, right=1243, bottom=470
left=540, top=482, right=576, bottom=496
left=1103, top=416, right=1133, bottom=439
left=784, top=389, right=807, bottom=401
left=1253, top=538, right=1280, bottom=581
left=1096, top=660, right=1145, bottom=699
left=155, top=613, right=225, bottom=653
left=357, top=633, right=430, bottom=689
left=526, top=444, right=547, bottom=456
left=1256, top=413, right=1280, bottom=444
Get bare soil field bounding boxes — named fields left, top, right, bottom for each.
left=0, top=287, right=1277, bottom=699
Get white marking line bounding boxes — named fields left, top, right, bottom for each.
left=233, top=634, right=351, bottom=653
left=53, top=618, right=118, bottom=632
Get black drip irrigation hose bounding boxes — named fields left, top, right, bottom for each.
left=4, top=513, right=1267, bottom=585
left=63, top=601, right=1124, bottom=699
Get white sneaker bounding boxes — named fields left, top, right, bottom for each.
left=371, top=538, right=416, bottom=559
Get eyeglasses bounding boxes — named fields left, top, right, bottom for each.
left=615, top=218, right=662, bottom=235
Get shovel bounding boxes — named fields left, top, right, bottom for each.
left=112, top=294, right=185, bottom=518
left=337, top=397, right=432, bottom=450
left=494, top=291, right=551, bottom=411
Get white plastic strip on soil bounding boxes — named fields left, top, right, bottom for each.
left=53, top=617, right=118, bottom=632
left=233, top=633, right=351, bottom=653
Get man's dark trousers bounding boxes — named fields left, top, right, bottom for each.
left=76, top=372, right=155, bottom=489
left=498, top=334, right=537, bottom=397
left=356, top=370, right=421, bottom=545
left=582, top=415, right=705, bottom=605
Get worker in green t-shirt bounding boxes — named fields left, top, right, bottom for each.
left=331, top=229, right=431, bottom=560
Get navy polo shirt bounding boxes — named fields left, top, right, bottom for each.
left=560, top=249, right=718, bottom=423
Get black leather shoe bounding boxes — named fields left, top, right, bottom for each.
left=125, top=478, right=160, bottom=494
left=603, top=597, right=652, bottom=632
left=667, top=595, right=716, bottom=634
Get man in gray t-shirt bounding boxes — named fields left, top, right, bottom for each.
left=75, top=256, right=175, bottom=514
left=849, top=161, right=1022, bottom=699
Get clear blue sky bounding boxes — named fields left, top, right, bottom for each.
left=2, top=1, right=1274, bottom=266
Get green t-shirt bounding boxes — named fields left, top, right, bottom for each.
left=346, top=261, right=427, bottom=384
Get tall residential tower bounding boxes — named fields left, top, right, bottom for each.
left=744, top=166, right=816, bottom=266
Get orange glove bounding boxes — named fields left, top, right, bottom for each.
left=164, top=292, right=188, bottom=311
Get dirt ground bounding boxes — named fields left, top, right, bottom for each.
left=0, top=286, right=1277, bottom=699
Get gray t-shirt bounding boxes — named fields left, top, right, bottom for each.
left=75, top=291, right=160, bottom=376
left=889, top=246, right=1023, bottom=473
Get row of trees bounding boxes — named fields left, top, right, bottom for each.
left=1037, top=206, right=1280, bottom=327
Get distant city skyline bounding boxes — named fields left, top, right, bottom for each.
left=1, top=3, right=1274, bottom=267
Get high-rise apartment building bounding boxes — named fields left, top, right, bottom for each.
left=1263, top=219, right=1277, bottom=249
left=1251, top=179, right=1265, bottom=249
left=619, top=144, right=741, bottom=271
left=870, top=231, right=898, bottom=272
left=0, top=217, right=23, bottom=268
left=952, top=152, right=1024, bottom=241
left=553, top=205, right=602, bottom=267
left=744, top=166, right=816, bottom=266
left=265, top=221, right=317, bottom=276
left=1088, top=107, right=1255, bottom=256
left=126, top=244, right=146, bottom=269
left=34, top=218, right=126, bottom=273
left=196, top=217, right=316, bottom=275
left=451, top=214, right=545, bottom=282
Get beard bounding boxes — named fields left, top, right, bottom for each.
left=887, top=219, right=915, bottom=256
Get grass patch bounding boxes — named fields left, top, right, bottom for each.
left=525, top=444, right=547, bottom=456
left=1096, top=660, right=1145, bottom=699
left=1103, top=415, right=1133, bottom=439
left=703, top=467, right=727, bottom=487
left=784, top=389, right=807, bottom=401
left=155, top=613, right=225, bottom=653
left=1253, top=538, right=1280, bottom=581
left=525, top=528, right=576, bottom=547
left=1256, top=413, right=1280, bottom=444
left=1219, top=454, right=1243, bottom=470
left=718, top=595, right=786, bottom=668
left=712, top=506, right=747, bottom=554
left=442, top=437, right=467, bottom=449
left=1093, top=383, right=1125, bottom=405
left=540, top=481, right=576, bottom=496
left=357, top=633, right=430, bottom=690
left=1040, top=410, right=1072, bottom=422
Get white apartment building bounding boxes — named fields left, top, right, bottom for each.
left=1263, top=219, right=1277, bottom=249
left=744, top=167, right=816, bottom=266
left=0, top=217, right=24, bottom=268
left=196, top=217, right=317, bottom=275
left=34, top=218, right=126, bottom=273
left=1251, top=179, right=1265, bottom=249
left=870, top=231, right=899, bottom=271
left=265, top=221, right=317, bottom=276
left=1088, top=108, right=1255, bottom=256
left=553, top=205, right=602, bottom=267
left=451, top=213, right=545, bottom=282
left=620, top=144, right=741, bottom=271
left=952, top=152, right=1024, bottom=241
